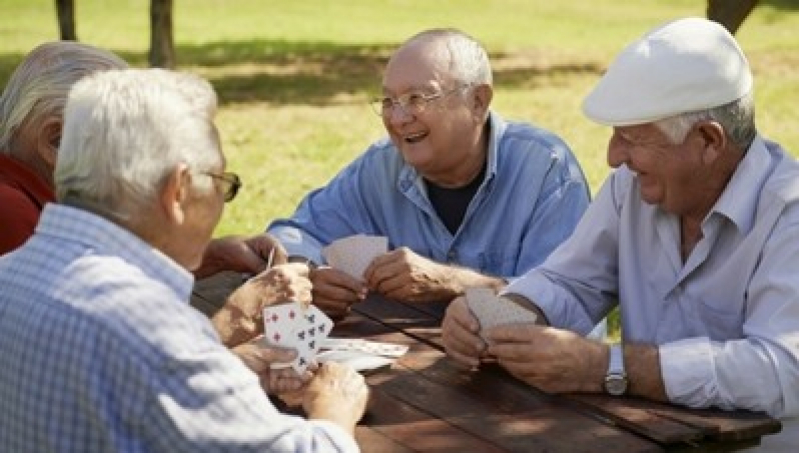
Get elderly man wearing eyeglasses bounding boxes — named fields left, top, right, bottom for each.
left=0, top=68, right=368, bottom=452
left=0, top=42, right=292, bottom=316
left=269, top=28, right=600, bottom=333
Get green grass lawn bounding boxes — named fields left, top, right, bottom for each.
left=3, top=0, right=798, bottom=236
left=3, top=0, right=798, bottom=339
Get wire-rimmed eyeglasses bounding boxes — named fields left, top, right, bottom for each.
left=370, top=85, right=469, bottom=117
left=204, top=171, right=242, bottom=202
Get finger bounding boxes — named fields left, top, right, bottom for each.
left=486, top=323, right=542, bottom=343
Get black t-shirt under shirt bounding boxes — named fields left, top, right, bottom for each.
left=424, top=162, right=487, bottom=235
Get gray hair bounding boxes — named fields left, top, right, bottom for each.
left=405, top=28, right=493, bottom=87
left=0, top=41, right=128, bottom=154
left=655, top=92, right=757, bottom=151
left=56, top=68, right=221, bottom=224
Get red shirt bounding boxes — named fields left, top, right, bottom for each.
left=0, top=154, right=55, bottom=255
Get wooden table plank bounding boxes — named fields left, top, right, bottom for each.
left=192, top=272, right=782, bottom=452
left=567, top=394, right=782, bottom=444
left=338, top=312, right=661, bottom=452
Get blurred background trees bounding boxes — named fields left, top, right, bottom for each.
left=54, top=0, right=764, bottom=71
left=54, top=0, right=175, bottom=68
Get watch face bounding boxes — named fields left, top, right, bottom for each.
left=605, top=374, right=628, bottom=396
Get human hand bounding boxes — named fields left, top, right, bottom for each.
left=195, top=233, right=288, bottom=279
left=364, top=247, right=457, bottom=302
left=231, top=337, right=313, bottom=394
left=486, top=324, right=606, bottom=394
left=441, top=296, right=487, bottom=369
left=309, top=266, right=367, bottom=320
left=212, top=263, right=311, bottom=347
left=302, top=362, right=369, bottom=435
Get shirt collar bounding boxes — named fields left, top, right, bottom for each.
left=711, top=135, right=771, bottom=234
left=399, top=110, right=505, bottom=187
left=35, top=203, right=194, bottom=301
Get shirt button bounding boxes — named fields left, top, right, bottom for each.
left=447, top=251, right=457, bottom=262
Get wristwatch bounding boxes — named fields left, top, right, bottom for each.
left=604, top=343, right=628, bottom=396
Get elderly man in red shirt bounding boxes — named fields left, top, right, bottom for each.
left=0, top=41, right=127, bottom=254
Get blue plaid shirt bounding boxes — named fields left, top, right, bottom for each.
left=0, top=204, right=358, bottom=453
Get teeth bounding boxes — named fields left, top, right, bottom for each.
left=405, top=132, right=426, bottom=142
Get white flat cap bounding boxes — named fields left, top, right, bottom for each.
left=582, top=17, right=753, bottom=126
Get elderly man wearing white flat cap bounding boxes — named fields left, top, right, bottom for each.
left=442, top=17, right=799, bottom=450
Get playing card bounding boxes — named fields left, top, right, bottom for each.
left=263, top=303, right=304, bottom=346
left=316, top=349, right=394, bottom=373
left=465, top=287, right=538, bottom=340
left=263, top=302, right=334, bottom=374
left=322, top=234, right=388, bottom=279
left=321, top=337, right=409, bottom=358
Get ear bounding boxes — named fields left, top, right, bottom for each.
left=470, top=84, right=493, bottom=120
left=36, top=116, right=62, bottom=168
left=695, top=121, right=727, bottom=165
left=160, top=164, right=192, bottom=226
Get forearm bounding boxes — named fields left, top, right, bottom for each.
left=446, top=265, right=506, bottom=297
left=625, top=343, right=668, bottom=401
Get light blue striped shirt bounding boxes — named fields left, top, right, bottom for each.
left=269, top=111, right=590, bottom=278
left=0, top=204, right=358, bottom=453
left=507, top=136, right=799, bottom=419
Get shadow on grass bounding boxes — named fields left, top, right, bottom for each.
left=0, top=38, right=603, bottom=107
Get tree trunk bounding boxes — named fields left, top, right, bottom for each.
left=707, top=0, right=759, bottom=35
left=55, top=0, right=78, bottom=41
left=149, top=0, right=175, bottom=68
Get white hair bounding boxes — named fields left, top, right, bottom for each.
left=405, top=28, right=493, bottom=87
left=56, top=68, right=221, bottom=223
left=0, top=41, right=128, bottom=154
left=654, top=92, right=756, bottom=150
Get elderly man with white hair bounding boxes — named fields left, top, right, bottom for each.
left=442, top=17, right=799, bottom=450
left=0, top=68, right=368, bottom=452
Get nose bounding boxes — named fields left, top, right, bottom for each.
left=385, top=103, right=414, bottom=126
left=607, top=132, right=629, bottom=169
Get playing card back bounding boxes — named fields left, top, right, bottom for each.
left=465, top=287, right=538, bottom=339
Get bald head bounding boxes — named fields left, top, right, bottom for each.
left=388, top=28, right=493, bottom=88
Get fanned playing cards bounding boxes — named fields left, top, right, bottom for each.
left=465, top=287, right=539, bottom=340
left=262, top=302, right=334, bottom=374
left=322, top=234, right=388, bottom=279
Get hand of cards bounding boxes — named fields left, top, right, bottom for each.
left=263, top=301, right=333, bottom=374
left=465, top=287, right=539, bottom=340
left=322, top=234, right=388, bottom=279
left=263, top=301, right=408, bottom=374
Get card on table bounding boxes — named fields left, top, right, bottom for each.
left=322, top=234, right=388, bottom=279
left=263, top=302, right=334, bottom=374
left=317, top=337, right=409, bottom=373
left=465, top=287, right=538, bottom=340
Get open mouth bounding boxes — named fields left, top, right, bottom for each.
left=404, top=131, right=428, bottom=144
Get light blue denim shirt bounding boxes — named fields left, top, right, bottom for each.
left=506, top=136, right=799, bottom=420
left=269, top=111, right=590, bottom=280
left=0, top=204, right=359, bottom=453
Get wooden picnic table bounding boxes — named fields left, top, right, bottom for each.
left=192, top=272, right=782, bottom=452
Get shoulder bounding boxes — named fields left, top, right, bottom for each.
left=498, top=117, right=574, bottom=156
left=335, top=137, right=404, bottom=179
